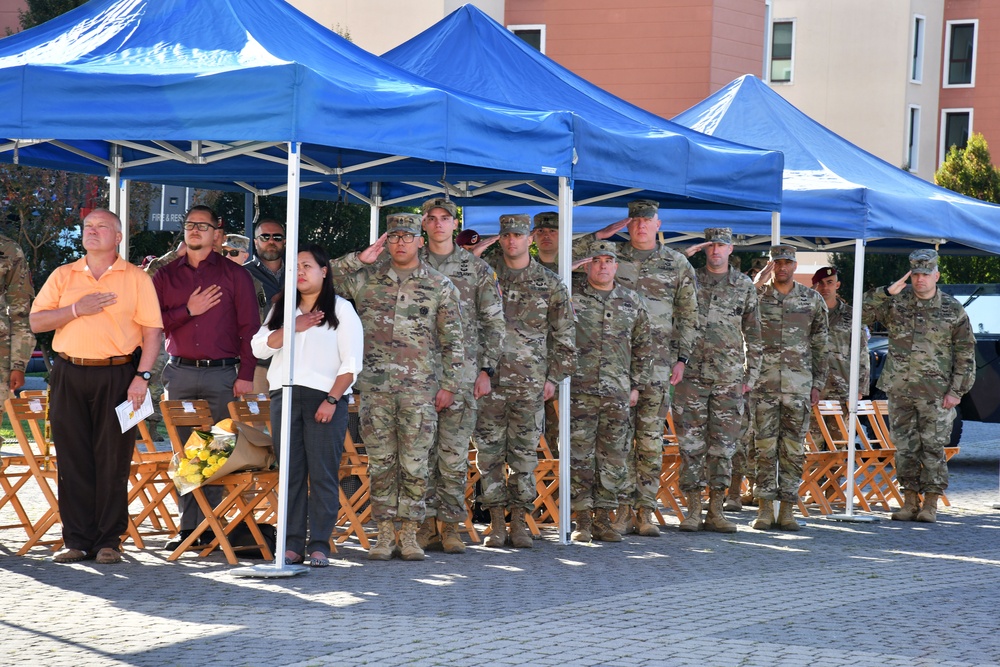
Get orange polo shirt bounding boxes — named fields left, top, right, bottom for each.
left=32, top=256, right=163, bottom=359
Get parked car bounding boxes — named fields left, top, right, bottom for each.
left=868, top=284, right=1000, bottom=446
left=26, top=348, right=49, bottom=374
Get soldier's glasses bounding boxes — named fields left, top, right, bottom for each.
left=256, top=233, right=285, bottom=242
left=387, top=233, right=417, bottom=244
left=222, top=249, right=242, bottom=257
left=183, top=221, right=220, bottom=232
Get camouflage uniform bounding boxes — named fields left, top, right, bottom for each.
left=754, top=278, right=828, bottom=502
left=474, top=257, right=576, bottom=511
left=573, top=235, right=699, bottom=510
left=0, top=234, right=36, bottom=410
left=570, top=279, right=652, bottom=511
left=674, top=265, right=761, bottom=492
left=821, top=297, right=870, bottom=402
left=330, top=253, right=464, bottom=522
left=862, top=285, right=975, bottom=494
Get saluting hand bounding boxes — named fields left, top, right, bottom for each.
left=358, top=234, right=387, bottom=264
left=187, top=284, right=222, bottom=316
left=753, top=261, right=774, bottom=287
left=595, top=217, right=630, bottom=241
left=75, top=291, right=117, bottom=316
left=470, top=235, right=499, bottom=258
left=887, top=271, right=911, bottom=296
left=685, top=241, right=711, bottom=258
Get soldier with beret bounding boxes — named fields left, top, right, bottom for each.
left=569, top=241, right=652, bottom=542
left=862, top=249, right=975, bottom=523
left=674, top=228, right=761, bottom=533
left=577, top=199, right=699, bottom=537
left=475, top=213, right=576, bottom=549
left=329, top=213, right=465, bottom=561
left=752, top=245, right=828, bottom=531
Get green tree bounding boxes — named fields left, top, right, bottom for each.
left=18, top=0, right=86, bottom=30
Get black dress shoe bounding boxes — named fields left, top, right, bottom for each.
left=164, top=530, right=193, bottom=550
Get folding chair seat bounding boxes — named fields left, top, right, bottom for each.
left=161, top=399, right=278, bottom=564
left=127, top=419, right=179, bottom=542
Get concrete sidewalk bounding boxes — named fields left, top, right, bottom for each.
left=2, top=425, right=999, bottom=666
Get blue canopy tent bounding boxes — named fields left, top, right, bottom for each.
left=0, top=0, right=584, bottom=560
left=673, top=74, right=1000, bottom=520
left=382, top=4, right=784, bottom=231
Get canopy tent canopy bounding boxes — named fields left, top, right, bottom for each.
left=381, top=4, right=784, bottom=215
left=671, top=75, right=1000, bottom=255
left=0, top=0, right=578, bottom=205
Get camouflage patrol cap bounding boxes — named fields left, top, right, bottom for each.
left=769, top=245, right=796, bottom=261
left=222, top=234, right=250, bottom=253
left=909, top=248, right=938, bottom=274
left=533, top=211, right=559, bottom=230
left=811, top=266, right=838, bottom=284
left=421, top=197, right=458, bottom=218
left=704, top=227, right=733, bottom=245
left=386, top=213, right=423, bottom=234
left=627, top=199, right=659, bottom=219
left=499, top=214, right=531, bottom=235
left=586, top=241, right=618, bottom=260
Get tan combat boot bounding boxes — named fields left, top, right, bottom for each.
left=484, top=507, right=508, bottom=548
left=776, top=501, right=800, bottom=531
left=508, top=507, right=533, bottom=548
left=367, top=519, right=398, bottom=560
left=571, top=511, right=593, bottom=543
left=915, top=492, right=940, bottom=523
left=635, top=507, right=661, bottom=537
left=416, top=517, right=441, bottom=550
left=398, top=520, right=426, bottom=561
left=591, top=508, right=623, bottom=542
left=723, top=476, right=743, bottom=512
left=679, top=491, right=704, bottom=532
left=439, top=522, right=466, bottom=554
left=611, top=504, right=634, bottom=535
left=892, top=490, right=921, bottom=522
left=703, top=489, right=738, bottom=533
left=752, top=498, right=774, bottom=530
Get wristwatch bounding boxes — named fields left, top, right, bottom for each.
left=676, top=357, right=688, bottom=365
left=325, top=395, right=341, bottom=405
left=135, top=370, right=152, bottom=381
left=480, top=366, right=495, bottom=378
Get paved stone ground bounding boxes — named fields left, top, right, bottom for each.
left=2, top=424, right=999, bottom=667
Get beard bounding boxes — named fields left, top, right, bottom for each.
left=258, top=247, right=283, bottom=261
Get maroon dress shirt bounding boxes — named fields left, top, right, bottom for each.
left=152, top=251, right=261, bottom=382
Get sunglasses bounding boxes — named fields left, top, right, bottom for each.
left=222, top=249, right=243, bottom=257
left=256, top=233, right=285, bottom=242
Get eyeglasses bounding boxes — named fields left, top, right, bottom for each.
left=222, top=249, right=242, bottom=257
left=183, top=221, right=220, bottom=232
left=256, top=233, right=285, bottom=242
left=387, top=233, right=417, bottom=244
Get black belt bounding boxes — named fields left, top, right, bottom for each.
left=168, top=356, right=240, bottom=368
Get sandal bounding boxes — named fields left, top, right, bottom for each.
left=309, top=551, right=329, bottom=568
left=284, top=550, right=303, bottom=565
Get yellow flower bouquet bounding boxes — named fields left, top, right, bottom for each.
left=168, top=418, right=238, bottom=495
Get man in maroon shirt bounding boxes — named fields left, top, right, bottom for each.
left=152, top=205, right=261, bottom=548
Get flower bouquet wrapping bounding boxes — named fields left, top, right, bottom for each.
left=169, top=418, right=275, bottom=495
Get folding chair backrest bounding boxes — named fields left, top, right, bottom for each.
left=5, top=396, right=53, bottom=460
left=159, top=399, right=215, bottom=455
left=230, top=396, right=272, bottom=434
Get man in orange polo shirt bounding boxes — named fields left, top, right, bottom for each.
left=30, top=209, right=162, bottom=565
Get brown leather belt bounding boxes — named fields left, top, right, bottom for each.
left=58, top=352, right=133, bottom=367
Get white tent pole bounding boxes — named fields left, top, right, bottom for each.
left=771, top=210, right=780, bottom=245
left=827, top=239, right=877, bottom=523
left=557, top=176, right=573, bottom=545
left=369, top=182, right=381, bottom=243
left=118, top=179, right=130, bottom=261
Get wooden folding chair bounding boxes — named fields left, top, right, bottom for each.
left=0, top=401, right=39, bottom=542
left=127, top=419, right=179, bottom=542
left=232, top=394, right=272, bottom=434
left=334, top=399, right=377, bottom=548
left=160, top=399, right=279, bottom=564
left=655, top=444, right=685, bottom=522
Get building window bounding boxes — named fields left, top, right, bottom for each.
left=910, top=15, right=924, bottom=83
left=770, top=21, right=794, bottom=83
left=940, top=110, right=972, bottom=163
left=906, top=106, right=920, bottom=172
left=944, top=20, right=977, bottom=87
left=508, top=24, right=545, bottom=54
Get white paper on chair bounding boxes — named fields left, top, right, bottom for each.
left=116, top=390, right=154, bottom=433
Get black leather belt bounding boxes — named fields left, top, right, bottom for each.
left=168, top=356, right=240, bottom=368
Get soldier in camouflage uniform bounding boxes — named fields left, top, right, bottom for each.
left=0, top=234, right=36, bottom=413
left=402, top=198, right=507, bottom=554
left=752, top=245, right=828, bottom=531
left=862, top=249, right=975, bottom=523
left=576, top=199, right=699, bottom=537
left=673, top=228, right=761, bottom=533
left=533, top=212, right=562, bottom=457
left=329, top=213, right=465, bottom=561
left=810, top=266, right=870, bottom=447
left=475, top=214, right=576, bottom=549
left=569, top=241, right=652, bottom=543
